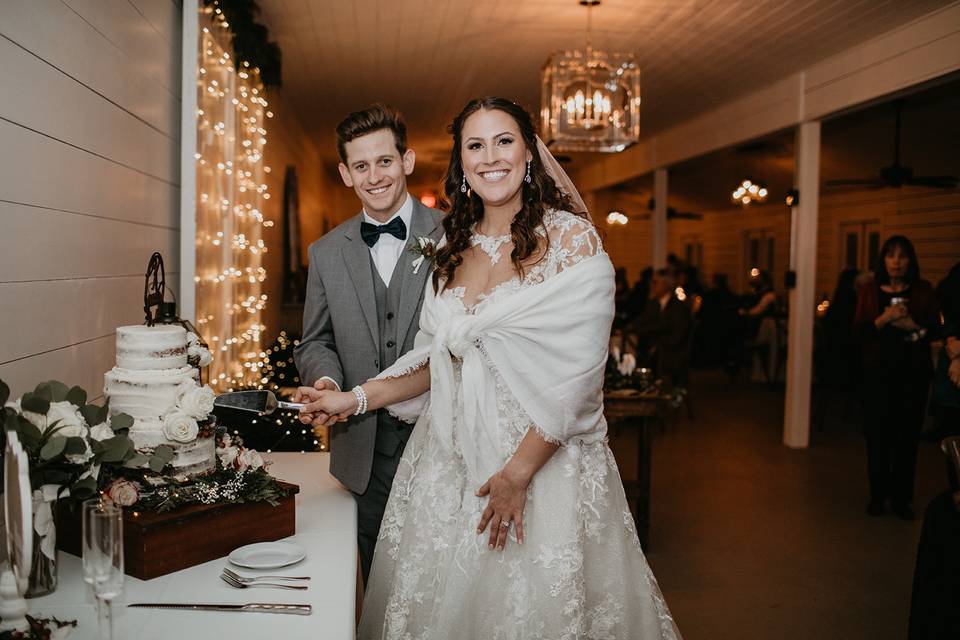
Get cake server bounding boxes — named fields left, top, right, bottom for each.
left=128, top=602, right=312, bottom=615
left=213, top=390, right=305, bottom=415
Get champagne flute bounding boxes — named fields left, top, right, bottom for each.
left=82, top=500, right=124, bottom=640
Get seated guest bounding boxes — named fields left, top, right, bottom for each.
left=633, top=268, right=694, bottom=387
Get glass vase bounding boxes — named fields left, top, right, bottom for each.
left=25, top=495, right=58, bottom=598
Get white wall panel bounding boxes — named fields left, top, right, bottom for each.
left=0, top=335, right=116, bottom=401
left=0, top=0, right=181, bottom=397
left=0, top=119, right=178, bottom=228
left=0, top=0, right=179, bottom=137
left=0, top=37, right=178, bottom=184
left=0, top=276, right=163, bottom=364
left=0, top=202, right=179, bottom=282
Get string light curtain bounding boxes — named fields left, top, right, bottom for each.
left=194, top=5, right=274, bottom=392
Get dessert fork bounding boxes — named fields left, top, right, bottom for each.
left=223, top=567, right=311, bottom=582
left=220, top=572, right=307, bottom=590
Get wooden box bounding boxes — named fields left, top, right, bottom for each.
left=58, top=482, right=299, bottom=580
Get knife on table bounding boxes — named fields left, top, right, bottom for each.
left=128, top=603, right=311, bottom=615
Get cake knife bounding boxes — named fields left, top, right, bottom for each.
left=213, top=390, right=305, bottom=415
left=128, top=602, right=311, bottom=615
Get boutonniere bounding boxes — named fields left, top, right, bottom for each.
left=408, top=236, right=437, bottom=274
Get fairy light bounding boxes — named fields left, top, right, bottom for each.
left=195, top=4, right=273, bottom=392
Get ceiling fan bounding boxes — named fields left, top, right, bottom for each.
left=637, top=198, right=703, bottom=220
left=825, top=100, right=958, bottom=189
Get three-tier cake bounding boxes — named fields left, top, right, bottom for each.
left=104, top=325, right=216, bottom=477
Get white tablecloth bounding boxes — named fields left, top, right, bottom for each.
left=29, top=452, right=357, bottom=639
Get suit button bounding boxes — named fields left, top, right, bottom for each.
left=386, top=312, right=394, bottom=320
left=386, top=340, right=395, bottom=348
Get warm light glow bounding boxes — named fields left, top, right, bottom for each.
left=419, top=192, right=437, bottom=209
left=195, top=11, right=272, bottom=391
left=750, top=267, right=760, bottom=278
left=732, top=179, right=768, bottom=207
left=605, top=211, right=628, bottom=226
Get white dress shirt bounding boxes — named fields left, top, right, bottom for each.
left=364, top=193, right=413, bottom=286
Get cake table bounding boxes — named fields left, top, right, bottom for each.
left=27, top=452, right=356, bottom=639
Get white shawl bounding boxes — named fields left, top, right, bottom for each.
left=377, top=253, right=615, bottom=485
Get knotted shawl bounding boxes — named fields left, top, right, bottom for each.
left=376, top=252, right=615, bottom=485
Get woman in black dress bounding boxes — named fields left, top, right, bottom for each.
left=854, top=236, right=939, bottom=519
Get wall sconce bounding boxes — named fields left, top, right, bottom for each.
left=785, top=188, right=799, bottom=207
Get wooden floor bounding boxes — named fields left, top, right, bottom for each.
left=641, top=371, right=943, bottom=640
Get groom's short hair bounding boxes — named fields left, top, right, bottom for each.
left=336, top=104, right=408, bottom=163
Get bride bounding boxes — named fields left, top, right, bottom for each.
left=300, top=96, right=682, bottom=640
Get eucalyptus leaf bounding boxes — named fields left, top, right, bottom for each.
left=40, top=436, right=67, bottom=461
left=110, top=413, right=134, bottom=431
left=90, top=439, right=105, bottom=456
left=0, top=379, right=9, bottom=408
left=66, top=386, right=87, bottom=408
left=20, top=392, right=50, bottom=416
left=98, top=400, right=110, bottom=424
left=153, top=444, right=175, bottom=462
left=124, top=454, right=150, bottom=468
left=15, top=416, right=42, bottom=452
left=33, top=384, right=53, bottom=403
left=63, top=437, right=88, bottom=456
left=100, top=436, right=132, bottom=463
left=47, top=381, right=70, bottom=402
left=80, top=404, right=101, bottom=427
left=148, top=455, right=168, bottom=473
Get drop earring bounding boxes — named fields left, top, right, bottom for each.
left=524, top=160, right=532, bottom=184
left=461, top=173, right=468, bottom=193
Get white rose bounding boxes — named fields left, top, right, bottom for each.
left=178, top=384, right=215, bottom=420
left=162, top=410, right=199, bottom=443
left=235, top=447, right=264, bottom=471
left=90, top=422, right=114, bottom=441
left=47, top=401, right=87, bottom=438
left=217, top=445, right=239, bottom=468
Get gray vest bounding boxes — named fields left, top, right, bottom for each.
left=371, top=255, right=411, bottom=457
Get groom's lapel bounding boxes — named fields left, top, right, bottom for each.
left=396, top=202, right=442, bottom=343
left=341, top=214, right=379, bottom=349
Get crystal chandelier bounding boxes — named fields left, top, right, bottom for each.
left=541, top=0, right=641, bottom=153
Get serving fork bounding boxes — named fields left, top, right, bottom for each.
left=220, top=572, right=308, bottom=590
left=222, top=567, right=311, bottom=583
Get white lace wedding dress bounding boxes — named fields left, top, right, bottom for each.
left=358, top=211, right=681, bottom=640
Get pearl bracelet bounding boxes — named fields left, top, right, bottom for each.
left=351, top=385, right=368, bottom=416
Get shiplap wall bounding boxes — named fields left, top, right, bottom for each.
left=0, top=0, right=182, bottom=398
left=599, top=188, right=959, bottom=300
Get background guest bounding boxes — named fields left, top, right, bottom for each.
left=740, top=270, right=780, bottom=382
left=820, top=267, right=863, bottom=399
left=854, top=235, right=940, bottom=519
left=633, top=268, right=694, bottom=387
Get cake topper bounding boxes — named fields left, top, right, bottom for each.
left=144, top=252, right=166, bottom=326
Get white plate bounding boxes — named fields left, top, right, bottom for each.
left=228, top=542, right=307, bottom=569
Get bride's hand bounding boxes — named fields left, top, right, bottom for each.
left=299, top=390, right=357, bottom=428
left=476, top=466, right=529, bottom=551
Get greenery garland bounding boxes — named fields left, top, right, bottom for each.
left=203, top=0, right=282, bottom=88
left=0, top=616, right=77, bottom=639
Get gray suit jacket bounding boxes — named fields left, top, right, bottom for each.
left=294, top=200, right=443, bottom=494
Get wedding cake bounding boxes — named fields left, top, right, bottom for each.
left=104, top=325, right=216, bottom=477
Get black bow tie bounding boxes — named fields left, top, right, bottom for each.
left=360, top=217, right=407, bottom=247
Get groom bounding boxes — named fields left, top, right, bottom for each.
left=293, top=104, right=442, bottom=584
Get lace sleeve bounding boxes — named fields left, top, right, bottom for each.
left=545, top=210, right=605, bottom=273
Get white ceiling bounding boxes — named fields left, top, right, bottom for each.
left=257, top=0, right=952, bottom=182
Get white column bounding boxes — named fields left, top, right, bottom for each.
left=783, top=121, right=820, bottom=449
left=179, top=0, right=199, bottom=322
left=652, top=168, right=668, bottom=269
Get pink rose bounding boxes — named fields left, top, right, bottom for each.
left=105, top=479, right=140, bottom=507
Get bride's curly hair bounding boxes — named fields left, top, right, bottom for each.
left=432, top=97, right=587, bottom=292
